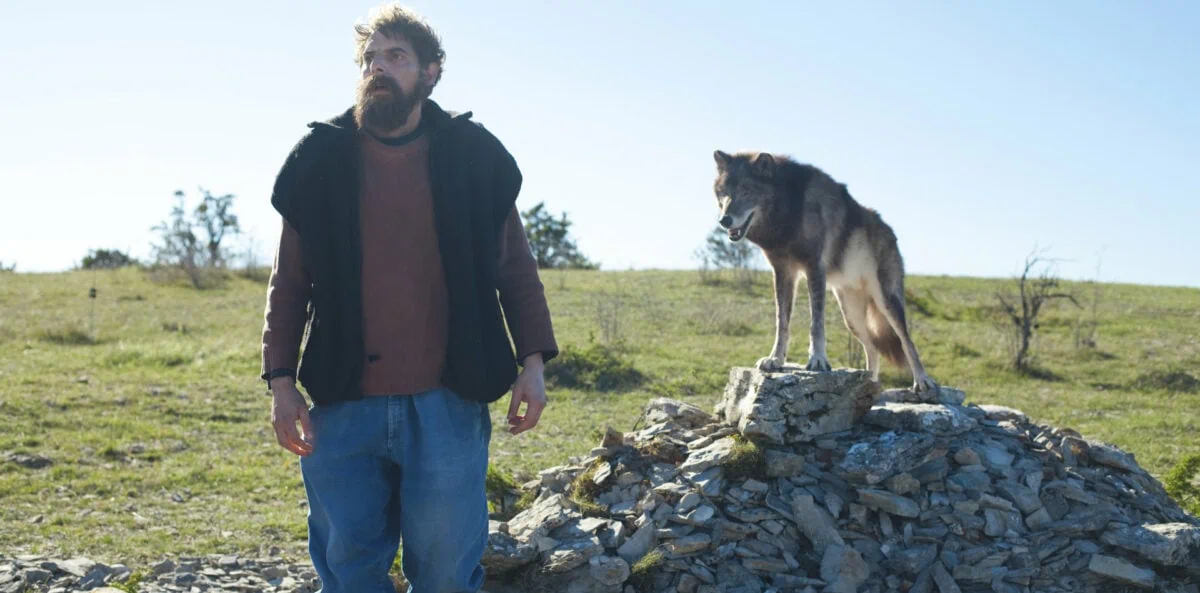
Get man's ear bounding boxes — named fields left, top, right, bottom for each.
left=752, top=152, right=775, bottom=175
left=422, top=62, right=441, bottom=86
left=713, top=149, right=732, bottom=169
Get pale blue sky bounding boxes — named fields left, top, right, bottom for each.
left=2, top=1, right=1197, bottom=287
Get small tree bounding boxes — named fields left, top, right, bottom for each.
left=150, top=188, right=241, bottom=288
left=520, top=202, right=598, bottom=270
left=995, top=247, right=1080, bottom=372
left=195, top=189, right=240, bottom=267
left=694, top=226, right=759, bottom=288
left=81, top=248, right=138, bottom=270
left=0, top=260, right=14, bottom=273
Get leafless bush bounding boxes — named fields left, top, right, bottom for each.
left=995, top=247, right=1080, bottom=371
left=591, top=291, right=625, bottom=345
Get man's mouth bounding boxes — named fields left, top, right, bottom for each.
left=728, top=212, right=754, bottom=242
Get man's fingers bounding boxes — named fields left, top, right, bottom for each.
left=511, top=397, right=546, bottom=435
left=275, top=419, right=312, bottom=456
left=297, top=407, right=314, bottom=445
left=507, top=388, right=524, bottom=422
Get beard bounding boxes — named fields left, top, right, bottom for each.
left=353, top=73, right=430, bottom=132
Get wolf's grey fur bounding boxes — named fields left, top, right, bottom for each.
left=711, top=149, right=937, bottom=393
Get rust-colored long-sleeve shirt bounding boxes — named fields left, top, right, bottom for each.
left=260, top=129, right=557, bottom=396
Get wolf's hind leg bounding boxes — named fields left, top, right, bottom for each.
left=874, top=275, right=937, bottom=393
left=833, top=286, right=877, bottom=380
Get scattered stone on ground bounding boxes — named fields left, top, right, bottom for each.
left=0, top=552, right=325, bottom=593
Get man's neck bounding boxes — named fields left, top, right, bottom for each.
left=369, top=104, right=424, bottom=139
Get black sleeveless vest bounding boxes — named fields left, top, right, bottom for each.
left=268, top=99, right=522, bottom=405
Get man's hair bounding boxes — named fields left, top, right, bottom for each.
left=353, top=3, right=445, bottom=83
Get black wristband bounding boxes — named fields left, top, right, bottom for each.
left=265, top=368, right=296, bottom=382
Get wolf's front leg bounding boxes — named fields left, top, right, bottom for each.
left=757, top=264, right=796, bottom=372
left=805, top=267, right=832, bottom=372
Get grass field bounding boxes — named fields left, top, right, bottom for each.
left=1, top=265, right=1198, bottom=567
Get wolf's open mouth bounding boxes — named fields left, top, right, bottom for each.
left=728, top=213, right=754, bottom=242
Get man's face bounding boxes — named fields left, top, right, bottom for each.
left=354, top=31, right=438, bottom=132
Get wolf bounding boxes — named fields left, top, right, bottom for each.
left=711, top=149, right=938, bottom=393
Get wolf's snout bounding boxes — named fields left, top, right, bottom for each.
left=718, top=215, right=733, bottom=229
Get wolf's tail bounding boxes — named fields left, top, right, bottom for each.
left=865, top=299, right=909, bottom=372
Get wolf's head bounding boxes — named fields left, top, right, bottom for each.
left=711, top=149, right=779, bottom=242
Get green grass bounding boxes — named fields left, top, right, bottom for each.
left=1, top=266, right=1199, bottom=566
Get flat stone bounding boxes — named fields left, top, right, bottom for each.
left=1101, top=523, right=1200, bottom=572
left=543, top=536, right=604, bottom=573
left=587, top=555, right=630, bottom=587
left=994, top=480, right=1042, bottom=515
left=857, top=489, right=920, bottom=518
left=765, top=450, right=805, bottom=478
left=720, top=367, right=879, bottom=445
left=978, top=493, right=1015, bottom=512
left=742, top=479, right=768, bottom=493
left=680, top=505, right=716, bottom=526
left=646, top=398, right=714, bottom=429
left=820, top=545, right=869, bottom=593
left=742, top=557, right=791, bottom=573
left=482, top=528, right=540, bottom=573
left=666, top=534, right=712, bottom=556
left=976, top=405, right=1027, bottom=423
left=932, top=561, right=962, bottom=593
left=680, top=437, right=737, bottom=474
left=838, top=432, right=937, bottom=485
left=616, top=522, right=656, bottom=564
left=1086, top=440, right=1140, bottom=473
left=791, top=493, right=845, bottom=553
left=978, top=444, right=1015, bottom=470
left=1087, top=554, right=1155, bottom=590
left=983, top=509, right=1007, bottom=537
left=677, top=492, right=701, bottom=513
left=876, top=386, right=966, bottom=406
left=884, top=545, right=938, bottom=577
left=864, top=402, right=978, bottom=436
left=508, top=493, right=576, bottom=540
left=953, top=448, right=981, bottom=466
left=885, top=472, right=921, bottom=496
left=1025, top=507, right=1052, bottom=530
left=948, top=470, right=991, bottom=493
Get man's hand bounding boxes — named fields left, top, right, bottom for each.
left=507, top=354, right=548, bottom=435
left=270, top=378, right=314, bottom=456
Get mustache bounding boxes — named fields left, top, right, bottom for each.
left=363, top=75, right=399, bottom=92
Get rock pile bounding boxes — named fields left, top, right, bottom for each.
left=483, top=366, right=1200, bottom=593
left=0, top=552, right=322, bottom=593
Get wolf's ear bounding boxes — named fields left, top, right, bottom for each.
left=713, top=150, right=732, bottom=169
left=752, top=152, right=775, bottom=175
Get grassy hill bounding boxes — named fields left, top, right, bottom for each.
left=1, top=266, right=1198, bottom=564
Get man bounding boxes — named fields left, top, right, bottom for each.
left=258, top=4, right=558, bottom=592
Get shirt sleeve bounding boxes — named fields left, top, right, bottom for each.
left=495, top=206, right=559, bottom=365
left=260, top=217, right=313, bottom=381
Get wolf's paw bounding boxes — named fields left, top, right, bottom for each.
left=805, top=356, right=832, bottom=372
left=913, top=375, right=939, bottom=394
left=756, top=356, right=785, bottom=372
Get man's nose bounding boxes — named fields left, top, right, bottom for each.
left=719, top=215, right=733, bottom=228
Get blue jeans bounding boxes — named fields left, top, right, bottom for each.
left=299, top=387, right=492, bottom=593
